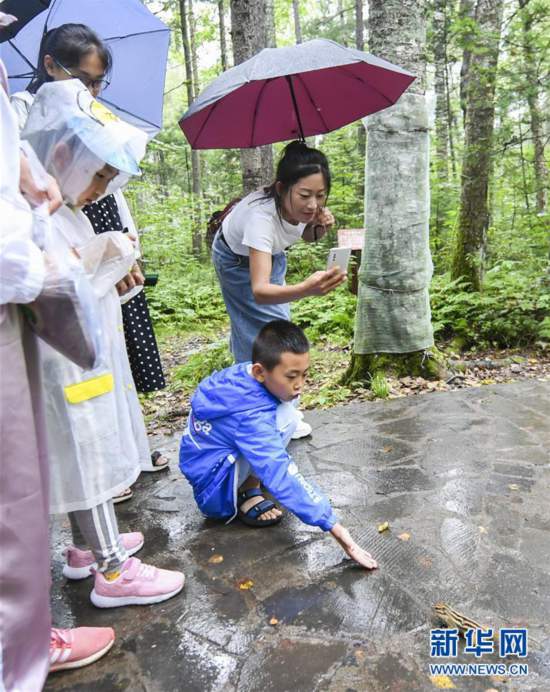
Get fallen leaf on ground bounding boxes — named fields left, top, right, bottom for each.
left=430, top=674, right=456, bottom=689
left=378, top=521, right=390, bottom=533
left=382, top=445, right=393, bottom=453
left=238, top=578, right=254, bottom=590
left=208, top=554, right=224, bottom=564
left=269, top=617, right=279, bottom=626
left=398, top=532, right=411, bottom=541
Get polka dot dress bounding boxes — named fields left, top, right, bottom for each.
left=82, top=195, right=166, bottom=393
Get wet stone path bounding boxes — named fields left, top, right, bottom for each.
left=47, top=380, right=550, bottom=691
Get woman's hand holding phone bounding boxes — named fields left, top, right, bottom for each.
left=302, top=266, right=346, bottom=297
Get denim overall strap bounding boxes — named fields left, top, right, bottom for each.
left=212, top=232, right=290, bottom=363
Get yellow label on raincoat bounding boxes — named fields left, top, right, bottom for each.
left=64, top=373, right=114, bottom=404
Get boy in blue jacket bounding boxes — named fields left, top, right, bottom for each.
left=179, top=320, right=377, bottom=570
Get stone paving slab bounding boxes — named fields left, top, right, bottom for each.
left=46, top=380, right=550, bottom=691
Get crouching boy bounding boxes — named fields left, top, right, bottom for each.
left=179, top=320, right=377, bottom=569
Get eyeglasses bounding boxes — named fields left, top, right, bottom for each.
left=54, top=58, right=110, bottom=92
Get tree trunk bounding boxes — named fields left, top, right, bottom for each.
left=356, top=0, right=366, bottom=190
left=179, top=0, right=202, bottom=255
left=293, top=0, right=302, bottom=44
left=355, top=0, right=365, bottom=50
left=519, top=0, right=547, bottom=213
left=218, top=0, right=228, bottom=71
left=265, top=0, right=276, bottom=48
left=431, top=0, right=451, bottom=244
left=451, top=0, right=504, bottom=291
left=348, top=0, right=438, bottom=384
left=459, top=0, right=475, bottom=126
left=230, top=0, right=273, bottom=193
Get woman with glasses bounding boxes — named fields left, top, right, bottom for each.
left=11, top=24, right=169, bottom=489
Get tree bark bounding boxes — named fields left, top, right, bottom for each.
left=458, top=0, right=475, bottom=126
left=433, top=0, right=449, bottom=183
left=356, top=0, right=366, bottom=188
left=431, top=0, right=451, bottom=245
left=348, top=0, right=436, bottom=384
left=451, top=0, right=504, bottom=291
left=218, top=0, right=228, bottom=71
left=293, top=0, right=302, bottom=44
left=230, top=0, right=273, bottom=193
left=519, top=0, right=547, bottom=213
left=179, top=0, right=202, bottom=255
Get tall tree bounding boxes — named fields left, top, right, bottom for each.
left=179, top=0, right=201, bottom=198
left=346, top=0, right=439, bottom=383
left=458, top=0, right=475, bottom=125
left=293, top=0, right=303, bottom=44
left=218, top=0, right=228, bottom=71
left=451, top=0, right=504, bottom=290
left=519, top=0, right=547, bottom=213
left=179, top=0, right=202, bottom=255
left=431, top=0, right=452, bottom=242
left=355, top=0, right=364, bottom=51
left=230, top=0, right=274, bottom=193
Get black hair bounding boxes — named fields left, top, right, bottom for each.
left=252, top=320, right=310, bottom=371
left=27, top=23, right=112, bottom=94
left=257, top=140, right=331, bottom=219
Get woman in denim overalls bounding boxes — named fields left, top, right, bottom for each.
left=212, top=140, right=346, bottom=364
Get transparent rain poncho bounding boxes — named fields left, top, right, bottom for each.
left=21, top=79, right=147, bottom=206
left=19, top=81, right=151, bottom=512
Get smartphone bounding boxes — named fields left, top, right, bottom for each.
left=326, top=247, right=351, bottom=272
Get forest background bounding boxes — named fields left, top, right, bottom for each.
left=125, top=0, right=549, bottom=421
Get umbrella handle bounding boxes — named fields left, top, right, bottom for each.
left=285, top=75, right=305, bottom=142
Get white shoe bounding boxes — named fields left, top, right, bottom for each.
left=291, top=418, right=312, bottom=439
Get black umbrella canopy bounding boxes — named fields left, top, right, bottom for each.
left=0, top=0, right=51, bottom=42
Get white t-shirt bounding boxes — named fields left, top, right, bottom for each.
left=222, top=190, right=306, bottom=256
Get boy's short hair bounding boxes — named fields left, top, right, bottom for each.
left=252, top=320, right=309, bottom=370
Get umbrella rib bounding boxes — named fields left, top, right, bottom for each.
left=44, top=0, right=59, bottom=32
left=103, top=29, right=170, bottom=42
left=99, top=96, right=160, bottom=130
left=340, top=64, right=394, bottom=108
left=294, top=73, right=330, bottom=133
left=7, top=40, right=36, bottom=72
left=189, top=97, right=223, bottom=148
left=250, top=78, right=272, bottom=147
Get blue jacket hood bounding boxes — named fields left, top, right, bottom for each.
left=191, top=362, right=279, bottom=420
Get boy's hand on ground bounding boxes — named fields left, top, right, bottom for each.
left=303, top=267, right=347, bottom=296
left=330, top=523, right=378, bottom=570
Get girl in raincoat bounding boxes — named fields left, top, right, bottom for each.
left=21, top=79, right=185, bottom=608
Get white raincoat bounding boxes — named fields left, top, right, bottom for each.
left=21, top=81, right=150, bottom=513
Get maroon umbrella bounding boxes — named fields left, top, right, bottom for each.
left=179, top=38, right=415, bottom=150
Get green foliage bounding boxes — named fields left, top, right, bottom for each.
left=291, top=288, right=356, bottom=344
left=173, top=341, right=233, bottom=393
left=430, top=263, right=550, bottom=349
left=370, top=372, right=390, bottom=399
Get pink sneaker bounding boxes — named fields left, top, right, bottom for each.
left=49, top=627, right=115, bottom=672
left=90, top=557, right=185, bottom=608
left=63, top=532, right=144, bottom=580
